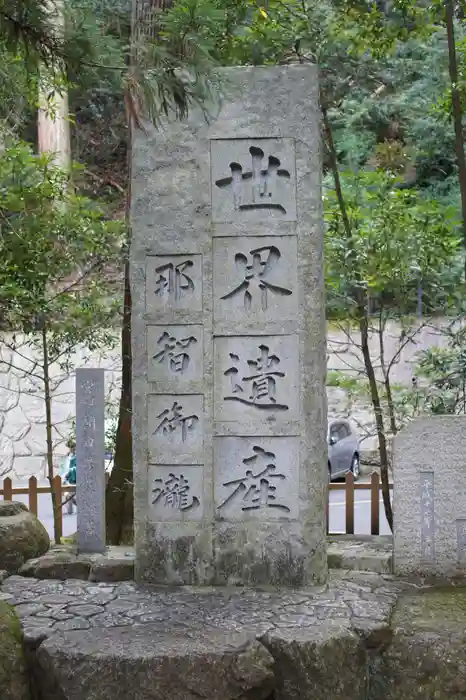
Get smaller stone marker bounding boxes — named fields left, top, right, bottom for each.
left=76, top=368, right=106, bottom=553
left=394, top=416, right=466, bottom=577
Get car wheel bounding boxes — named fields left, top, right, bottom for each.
left=351, top=454, right=360, bottom=481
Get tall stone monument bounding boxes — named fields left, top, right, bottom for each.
left=131, top=66, right=327, bottom=586
left=394, top=416, right=466, bottom=577
left=76, top=368, right=106, bottom=553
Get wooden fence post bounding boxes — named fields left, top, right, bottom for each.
left=52, top=475, right=63, bottom=542
left=3, top=477, right=12, bottom=501
left=370, top=472, right=380, bottom=536
left=345, top=472, right=355, bottom=535
left=28, top=476, right=38, bottom=516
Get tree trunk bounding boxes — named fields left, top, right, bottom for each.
left=377, top=312, right=398, bottom=436
left=105, top=0, right=171, bottom=544
left=322, top=95, right=393, bottom=531
left=42, top=327, right=61, bottom=544
left=105, top=256, right=133, bottom=544
left=445, top=0, right=466, bottom=279
left=359, top=308, right=393, bottom=529
left=37, top=0, right=70, bottom=171
left=38, top=89, right=70, bottom=170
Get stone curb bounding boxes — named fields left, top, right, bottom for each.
left=18, top=546, right=134, bottom=583
left=13, top=537, right=394, bottom=583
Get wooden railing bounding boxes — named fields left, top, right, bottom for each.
left=327, top=472, right=393, bottom=535
left=0, top=476, right=75, bottom=542
left=1, top=472, right=393, bottom=538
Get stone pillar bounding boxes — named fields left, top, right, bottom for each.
left=76, top=368, right=106, bottom=553
left=131, top=66, right=327, bottom=586
left=394, top=416, right=466, bottom=577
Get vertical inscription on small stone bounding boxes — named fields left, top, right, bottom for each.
left=457, top=519, right=466, bottom=563
left=76, top=368, right=106, bottom=553
left=420, top=471, right=435, bottom=561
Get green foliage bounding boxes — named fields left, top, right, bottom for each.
left=0, top=141, right=122, bottom=358
left=324, top=169, right=463, bottom=318
left=413, top=326, right=466, bottom=415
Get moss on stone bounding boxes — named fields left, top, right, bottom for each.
left=0, top=600, right=31, bottom=700
left=392, top=586, right=466, bottom=631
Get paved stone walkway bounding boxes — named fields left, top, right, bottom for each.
left=0, top=570, right=414, bottom=647
left=1, top=571, right=441, bottom=700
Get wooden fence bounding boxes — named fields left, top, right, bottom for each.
left=0, top=476, right=75, bottom=542
left=0, top=472, right=393, bottom=538
left=327, top=472, right=392, bottom=536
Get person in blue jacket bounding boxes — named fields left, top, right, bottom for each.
left=64, top=439, right=77, bottom=514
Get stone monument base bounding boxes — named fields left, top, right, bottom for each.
left=3, top=570, right=466, bottom=700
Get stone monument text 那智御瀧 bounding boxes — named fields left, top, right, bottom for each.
left=131, top=66, right=327, bottom=586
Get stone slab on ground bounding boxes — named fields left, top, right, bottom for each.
left=327, top=535, right=393, bottom=574
left=5, top=573, right=466, bottom=700
left=373, top=586, right=466, bottom=699
left=18, top=545, right=134, bottom=582
left=15, top=537, right=394, bottom=583
left=1, top=570, right=410, bottom=700
left=37, top=627, right=275, bottom=700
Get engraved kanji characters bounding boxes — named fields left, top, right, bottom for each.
left=153, top=401, right=198, bottom=443
left=217, top=446, right=289, bottom=513
left=154, top=259, right=194, bottom=302
left=153, top=330, right=197, bottom=375
left=420, top=472, right=435, bottom=561
left=224, top=344, right=288, bottom=410
left=221, top=245, right=292, bottom=311
left=215, top=146, right=290, bottom=213
left=152, top=472, right=200, bottom=512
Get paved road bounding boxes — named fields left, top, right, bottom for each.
left=11, top=478, right=392, bottom=540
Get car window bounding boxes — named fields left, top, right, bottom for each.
left=338, top=424, right=350, bottom=440
left=329, top=424, right=342, bottom=442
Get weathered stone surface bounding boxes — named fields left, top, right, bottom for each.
left=36, top=627, right=275, bottom=700
left=373, top=587, right=466, bottom=699
left=327, top=535, right=393, bottom=574
left=19, top=545, right=135, bottom=582
left=0, top=502, right=28, bottom=516
left=394, top=416, right=466, bottom=577
left=76, top=368, right=106, bottom=554
left=0, top=501, right=49, bottom=574
left=89, top=558, right=134, bottom=582
left=2, top=571, right=423, bottom=700
left=132, top=66, right=327, bottom=587
left=31, top=554, right=91, bottom=581
left=262, top=623, right=366, bottom=700
left=0, top=601, right=31, bottom=700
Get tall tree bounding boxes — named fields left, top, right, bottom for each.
left=37, top=0, right=70, bottom=169
left=445, top=0, right=466, bottom=278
